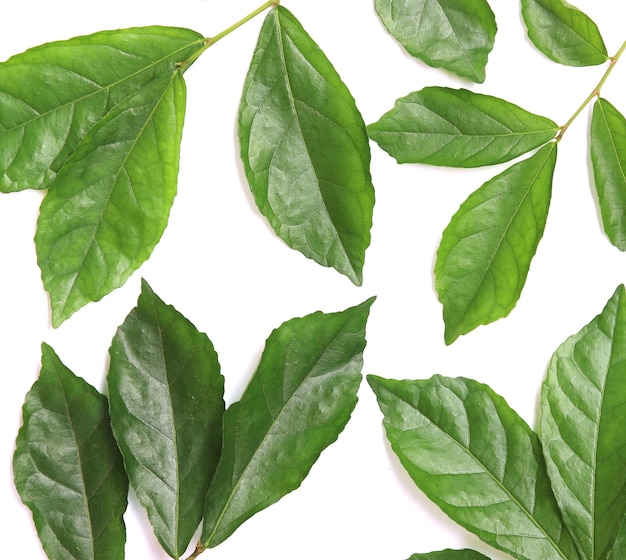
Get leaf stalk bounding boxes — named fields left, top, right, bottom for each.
left=183, top=542, right=206, bottom=560
left=556, top=38, right=626, bottom=142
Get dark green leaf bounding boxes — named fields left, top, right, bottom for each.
left=201, top=297, right=375, bottom=548
left=607, top=516, right=626, bottom=560
left=541, top=284, right=626, bottom=560
left=13, top=343, right=128, bottom=560
left=521, top=0, right=608, bottom=66
left=108, top=280, right=224, bottom=559
left=36, top=71, right=187, bottom=327
left=407, top=549, right=491, bottom=560
left=368, top=87, right=558, bottom=167
left=368, top=374, right=580, bottom=560
left=0, top=26, right=204, bottom=193
left=374, top=0, right=497, bottom=82
left=238, top=6, right=375, bottom=285
left=435, top=143, right=557, bottom=344
left=591, top=98, right=626, bottom=251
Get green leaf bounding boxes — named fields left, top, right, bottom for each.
left=374, top=0, right=497, bottom=83
left=368, top=374, right=581, bottom=560
left=591, top=98, right=626, bottom=251
left=13, top=343, right=128, bottom=560
left=201, top=297, right=375, bottom=548
left=407, top=550, right=491, bottom=560
left=0, top=26, right=204, bottom=193
left=36, top=71, right=187, bottom=327
left=541, top=284, right=626, bottom=560
left=520, top=0, right=608, bottom=66
left=435, top=143, right=557, bottom=344
left=238, top=6, right=375, bottom=285
left=108, top=280, right=224, bottom=559
left=368, top=87, right=558, bottom=167
left=607, top=516, right=626, bottom=560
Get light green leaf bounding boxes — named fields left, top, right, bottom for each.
left=374, top=0, right=497, bottom=83
left=239, top=6, right=375, bottom=285
left=0, top=26, right=204, bottom=193
left=591, top=98, right=626, bottom=251
left=201, top=297, right=375, bottom=548
left=541, top=284, right=626, bottom=560
left=36, top=71, right=187, bottom=327
left=435, top=143, right=557, bottom=344
left=407, top=549, right=491, bottom=560
left=368, top=87, right=558, bottom=167
left=13, top=343, right=128, bottom=560
left=108, top=280, right=224, bottom=559
left=368, top=374, right=581, bottom=560
left=521, top=0, right=608, bottom=66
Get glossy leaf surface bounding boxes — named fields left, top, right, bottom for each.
left=607, top=516, right=626, bottom=560
left=541, top=284, right=626, bottom=560
left=239, top=6, right=375, bottom=285
left=591, top=98, right=626, bottom=251
left=521, top=0, right=607, bottom=66
left=108, top=280, right=224, bottom=558
left=0, top=26, right=204, bottom=193
left=13, top=344, right=128, bottom=560
left=374, top=0, right=497, bottom=82
left=368, top=374, right=580, bottom=560
left=368, top=87, right=558, bottom=167
left=407, top=550, right=490, bottom=560
left=201, top=297, right=375, bottom=548
left=435, top=143, right=557, bottom=344
left=36, top=71, right=187, bottom=327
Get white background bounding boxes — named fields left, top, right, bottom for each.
left=1, top=1, right=624, bottom=558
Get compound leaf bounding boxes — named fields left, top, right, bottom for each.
left=108, top=280, right=224, bottom=559
left=13, top=343, right=128, bottom=560
left=0, top=26, right=204, bottom=193
left=541, top=284, right=626, bottom=560
left=368, top=374, right=581, bottom=560
left=435, top=143, right=557, bottom=344
left=368, top=87, right=558, bottom=167
left=407, top=550, right=491, bottom=560
left=201, top=297, right=375, bottom=548
left=374, top=0, right=497, bottom=83
left=591, top=98, right=626, bottom=251
left=36, top=71, right=187, bottom=327
left=521, top=0, right=608, bottom=66
left=239, top=6, right=375, bottom=285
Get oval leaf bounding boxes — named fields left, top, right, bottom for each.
left=521, top=0, right=608, bottom=66
left=36, top=72, right=187, bottom=327
left=435, top=143, right=557, bottom=344
left=368, top=374, right=581, bottom=560
left=407, top=550, right=491, bottom=560
left=13, top=343, right=128, bottom=560
left=591, top=98, right=626, bottom=251
left=108, top=280, right=225, bottom=559
left=368, top=87, right=558, bottom=167
left=541, top=284, right=626, bottom=560
left=201, top=297, right=375, bottom=548
left=238, top=6, right=375, bottom=285
left=374, top=0, right=497, bottom=83
left=0, top=26, right=204, bottom=193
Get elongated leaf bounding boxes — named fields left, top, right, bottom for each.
left=374, top=0, right=497, bottom=83
left=239, top=6, right=375, bottom=285
left=591, top=98, right=626, bottom=251
left=435, top=143, right=557, bottom=344
left=201, top=297, right=375, bottom=548
left=13, top=343, right=128, bottom=560
left=368, top=87, right=558, bottom=167
left=36, top=71, right=187, bottom=327
left=368, top=374, right=581, bottom=560
left=407, top=550, right=491, bottom=560
left=541, top=284, right=626, bottom=560
left=108, top=280, right=224, bottom=559
left=0, top=26, right=204, bottom=193
left=521, top=0, right=607, bottom=66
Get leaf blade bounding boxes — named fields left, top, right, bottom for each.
left=108, top=280, right=225, bottom=558
left=239, top=6, right=375, bottom=285
left=201, top=297, right=375, bottom=548
left=407, top=550, right=491, bottom=560
left=435, top=143, right=557, bottom=344
left=13, top=343, right=128, bottom=560
left=541, top=284, right=626, bottom=560
left=591, top=98, right=626, bottom=251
